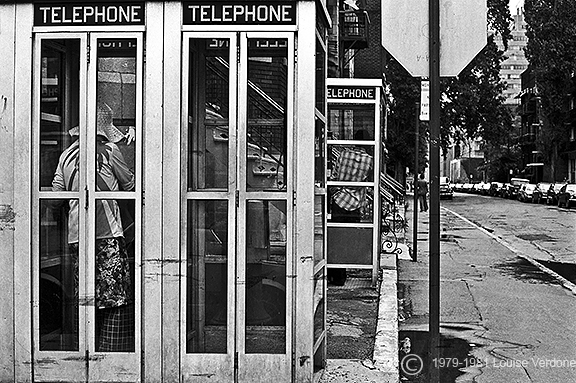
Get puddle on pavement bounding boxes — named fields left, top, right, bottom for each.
left=398, top=330, right=472, bottom=382
left=537, top=260, right=576, bottom=284
left=493, top=258, right=559, bottom=285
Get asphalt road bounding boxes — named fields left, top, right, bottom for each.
left=399, top=191, right=576, bottom=382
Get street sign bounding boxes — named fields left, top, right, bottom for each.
left=381, top=0, right=487, bottom=77
left=419, top=79, right=429, bottom=121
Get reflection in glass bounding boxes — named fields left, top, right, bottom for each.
left=314, top=195, right=325, bottom=266
left=328, top=185, right=374, bottom=223
left=95, top=38, right=137, bottom=189
left=315, top=119, right=326, bottom=185
left=40, top=199, right=79, bottom=351
left=94, top=199, right=135, bottom=352
left=188, top=38, right=230, bottom=191
left=328, top=104, right=375, bottom=141
left=40, top=40, right=80, bottom=191
left=327, top=144, right=374, bottom=182
left=245, top=200, right=287, bottom=353
left=187, top=200, right=229, bottom=353
left=315, top=37, right=326, bottom=114
left=246, top=39, right=288, bottom=191
left=313, top=270, right=325, bottom=345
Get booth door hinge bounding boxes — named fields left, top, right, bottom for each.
left=234, top=351, right=239, bottom=372
left=86, top=41, right=91, bottom=64
left=235, top=190, right=239, bottom=208
left=292, top=190, right=297, bottom=207
left=236, top=33, right=241, bottom=64
left=85, top=187, right=89, bottom=210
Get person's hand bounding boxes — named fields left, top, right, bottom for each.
left=125, top=126, right=136, bottom=145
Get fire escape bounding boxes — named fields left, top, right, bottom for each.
left=339, top=0, right=370, bottom=75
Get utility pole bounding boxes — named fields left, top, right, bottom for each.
left=413, top=101, right=419, bottom=262
left=428, top=0, right=441, bottom=380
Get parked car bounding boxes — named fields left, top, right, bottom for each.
left=489, top=182, right=504, bottom=197
left=546, top=183, right=566, bottom=205
left=518, top=183, right=537, bottom=202
left=470, top=183, right=483, bottom=193
left=439, top=181, right=454, bottom=200
left=506, top=178, right=530, bottom=200
left=532, top=182, right=551, bottom=204
left=557, top=184, right=576, bottom=208
left=462, top=183, right=473, bottom=192
left=502, top=183, right=516, bottom=199
left=480, top=182, right=491, bottom=195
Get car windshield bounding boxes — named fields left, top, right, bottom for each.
left=566, top=185, right=576, bottom=192
left=554, top=184, right=564, bottom=191
left=538, top=183, right=550, bottom=190
left=526, top=185, right=536, bottom=191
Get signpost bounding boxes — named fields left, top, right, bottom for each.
left=382, top=0, right=487, bottom=380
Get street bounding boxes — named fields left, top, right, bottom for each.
left=399, top=191, right=576, bottom=382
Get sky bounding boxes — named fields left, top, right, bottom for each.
left=509, top=0, right=524, bottom=14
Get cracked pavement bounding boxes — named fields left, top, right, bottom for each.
left=399, top=192, right=576, bottom=382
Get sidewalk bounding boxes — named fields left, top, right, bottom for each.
left=320, top=230, right=408, bottom=382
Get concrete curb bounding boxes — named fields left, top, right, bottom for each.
left=373, top=247, right=404, bottom=378
left=320, top=247, right=401, bottom=383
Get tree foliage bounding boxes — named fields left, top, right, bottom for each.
left=524, top=0, right=576, bottom=167
left=384, top=0, right=512, bottom=179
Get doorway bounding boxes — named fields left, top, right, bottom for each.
left=32, top=32, right=143, bottom=382
left=180, top=32, right=295, bottom=382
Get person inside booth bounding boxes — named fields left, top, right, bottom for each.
left=328, top=129, right=373, bottom=285
left=51, top=102, right=136, bottom=352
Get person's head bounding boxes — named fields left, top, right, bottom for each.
left=68, top=103, right=124, bottom=143
left=419, top=174, right=425, bottom=180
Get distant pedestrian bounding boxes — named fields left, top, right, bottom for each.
left=417, top=174, right=428, bottom=212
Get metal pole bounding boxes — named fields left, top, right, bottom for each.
left=429, top=0, right=441, bottom=379
left=413, top=101, right=419, bottom=262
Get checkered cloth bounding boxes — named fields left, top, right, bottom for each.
left=331, top=147, right=373, bottom=211
left=97, top=304, right=135, bottom=352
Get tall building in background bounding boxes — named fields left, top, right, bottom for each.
left=495, top=7, right=528, bottom=125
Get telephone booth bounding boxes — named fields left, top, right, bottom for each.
left=326, top=78, right=385, bottom=284
left=0, top=1, right=330, bottom=382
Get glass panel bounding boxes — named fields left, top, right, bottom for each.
left=188, top=38, right=230, bottom=191
left=328, top=104, right=375, bottom=141
left=94, top=199, right=135, bottom=352
left=328, top=185, right=374, bottom=223
left=328, top=144, right=374, bottom=182
left=40, top=199, right=79, bottom=351
left=246, top=38, right=288, bottom=191
left=95, top=38, right=137, bottom=190
left=315, top=37, right=326, bottom=114
left=313, top=270, right=325, bottom=345
left=245, top=200, right=287, bottom=353
left=186, top=200, right=229, bottom=354
left=315, top=119, right=325, bottom=185
left=314, top=194, right=325, bottom=266
left=40, top=40, right=80, bottom=191
left=327, top=226, right=373, bottom=265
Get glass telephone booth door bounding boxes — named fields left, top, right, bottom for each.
left=181, top=32, right=294, bottom=382
left=32, top=33, right=142, bottom=382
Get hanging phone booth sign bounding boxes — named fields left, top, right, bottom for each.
left=183, top=1, right=296, bottom=25
left=327, top=86, right=376, bottom=100
left=34, top=2, right=145, bottom=26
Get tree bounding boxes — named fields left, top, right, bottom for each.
left=524, top=0, right=576, bottom=180
left=384, top=0, right=513, bottom=180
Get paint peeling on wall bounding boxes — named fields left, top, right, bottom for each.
left=0, top=95, right=7, bottom=132
left=0, top=204, right=15, bottom=230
